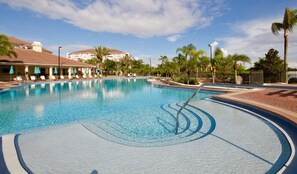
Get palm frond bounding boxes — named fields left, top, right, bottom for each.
left=271, top=22, right=283, bottom=35
left=283, top=7, right=297, bottom=31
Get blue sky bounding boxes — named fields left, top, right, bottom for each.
left=0, top=0, right=297, bottom=67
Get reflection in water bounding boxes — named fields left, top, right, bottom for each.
left=50, top=83, right=54, bottom=93
left=34, top=104, right=44, bottom=118
left=0, top=78, right=158, bottom=135
left=68, top=82, right=72, bottom=91
left=25, top=86, right=29, bottom=96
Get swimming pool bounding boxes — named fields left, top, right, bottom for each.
left=0, top=78, right=294, bottom=173
left=0, top=78, right=219, bottom=137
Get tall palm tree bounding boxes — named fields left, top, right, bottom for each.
left=176, top=44, right=197, bottom=84
left=121, top=54, right=132, bottom=75
left=176, top=44, right=196, bottom=60
left=172, top=53, right=186, bottom=75
left=271, top=7, right=297, bottom=83
left=95, top=46, right=110, bottom=76
left=159, top=55, right=169, bottom=65
left=0, top=34, right=17, bottom=58
left=232, top=54, right=250, bottom=84
left=191, top=49, right=205, bottom=79
left=210, top=48, right=223, bottom=83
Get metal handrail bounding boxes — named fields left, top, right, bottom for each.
left=175, top=83, right=204, bottom=135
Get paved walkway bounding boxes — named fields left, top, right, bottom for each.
left=213, top=89, right=297, bottom=124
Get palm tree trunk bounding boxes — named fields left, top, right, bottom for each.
left=284, top=29, right=288, bottom=83
left=234, top=69, right=237, bottom=84
left=100, top=63, right=103, bottom=76
left=196, top=68, right=199, bottom=80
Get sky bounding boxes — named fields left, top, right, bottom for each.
left=0, top=0, right=297, bottom=67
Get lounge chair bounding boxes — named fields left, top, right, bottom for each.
left=40, top=75, right=46, bottom=80
left=30, top=76, right=36, bottom=81
left=16, top=76, right=23, bottom=82
left=82, top=74, right=87, bottom=78
left=51, top=76, right=56, bottom=80
left=75, top=75, right=80, bottom=79
left=60, top=75, right=65, bottom=80
left=133, top=73, right=136, bottom=77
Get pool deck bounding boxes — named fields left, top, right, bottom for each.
left=213, top=88, right=297, bottom=125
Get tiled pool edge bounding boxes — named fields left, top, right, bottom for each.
left=211, top=96, right=297, bottom=174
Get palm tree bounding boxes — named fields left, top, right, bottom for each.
left=176, top=44, right=197, bottom=84
left=172, top=53, right=186, bottom=75
left=121, top=54, right=132, bottom=75
left=271, top=7, right=297, bottom=83
left=210, top=48, right=223, bottom=83
left=0, top=34, right=17, bottom=58
left=232, top=54, right=250, bottom=84
left=191, top=49, right=205, bottom=79
left=159, top=55, right=169, bottom=65
left=95, top=46, right=110, bottom=76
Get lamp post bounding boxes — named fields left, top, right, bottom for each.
left=58, top=46, right=62, bottom=79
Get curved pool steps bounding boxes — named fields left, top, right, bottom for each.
left=82, top=101, right=215, bottom=147
left=1, top=134, right=28, bottom=174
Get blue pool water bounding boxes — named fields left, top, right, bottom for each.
left=0, top=78, right=219, bottom=137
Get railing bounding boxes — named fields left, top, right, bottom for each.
left=175, top=83, right=204, bottom=135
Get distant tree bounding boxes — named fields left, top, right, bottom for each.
left=95, top=46, right=110, bottom=76
left=210, top=48, right=224, bottom=83
left=103, top=59, right=117, bottom=74
left=199, top=56, right=210, bottom=72
left=253, top=49, right=284, bottom=83
left=159, top=55, right=169, bottom=65
left=172, top=53, right=186, bottom=75
left=0, top=34, right=17, bottom=58
left=85, top=58, right=99, bottom=66
left=120, top=54, right=132, bottom=75
left=271, top=7, right=297, bottom=83
left=176, top=44, right=197, bottom=83
left=231, top=54, right=250, bottom=83
left=190, top=49, right=205, bottom=79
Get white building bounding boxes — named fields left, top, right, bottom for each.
left=67, top=48, right=128, bottom=62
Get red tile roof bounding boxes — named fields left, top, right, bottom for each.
left=8, top=36, right=53, bottom=54
left=0, top=47, right=94, bottom=68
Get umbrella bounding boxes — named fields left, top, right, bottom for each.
left=54, top=67, right=58, bottom=75
left=9, top=66, right=14, bottom=75
left=95, top=68, right=98, bottom=74
left=73, top=68, right=77, bottom=74
left=9, top=66, right=14, bottom=82
left=84, top=68, right=87, bottom=74
left=34, top=67, right=40, bottom=74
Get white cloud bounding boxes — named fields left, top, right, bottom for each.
left=218, top=18, right=297, bottom=68
left=0, top=0, right=225, bottom=37
left=166, top=34, right=181, bottom=42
